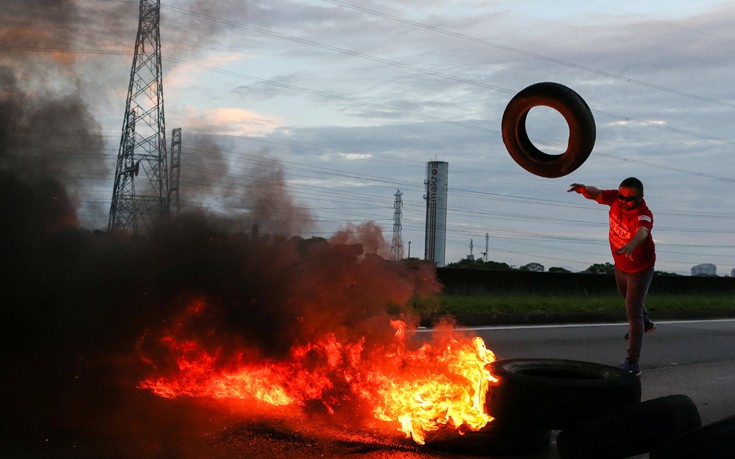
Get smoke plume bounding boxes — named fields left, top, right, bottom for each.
left=0, top=3, right=443, bottom=456
left=0, top=171, right=442, bottom=456
left=179, top=137, right=315, bottom=236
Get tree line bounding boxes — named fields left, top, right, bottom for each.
left=443, top=258, right=681, bottom=276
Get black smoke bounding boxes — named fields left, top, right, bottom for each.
left=0, top=170, right=441, bottom=457
left=0, top=3, right=443, bottom=456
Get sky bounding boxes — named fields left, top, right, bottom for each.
left=2, top=0, right=734, bottom=276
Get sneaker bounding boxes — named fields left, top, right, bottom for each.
left=624, top=320, right=656, bottom=340
left=619, top=360, right=641, bottom=376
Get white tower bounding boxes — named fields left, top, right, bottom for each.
left=424, top=161, right=448, bottom=267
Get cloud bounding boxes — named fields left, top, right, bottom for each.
left=166, top=52, right=248, bottom=90
left=2, top=0, right=733, bottom=275
left=336, top=152, right=374, bottom=160
left=184, top=107, right=284, bottom=136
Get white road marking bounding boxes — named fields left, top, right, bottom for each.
left=415, top=318, right=735, bottom=333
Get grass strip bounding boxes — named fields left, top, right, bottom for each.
left=409, top=293, right=735, bottom=316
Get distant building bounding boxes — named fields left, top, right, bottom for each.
left=691, top=263, right=717, bottom=276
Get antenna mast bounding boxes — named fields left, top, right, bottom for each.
left=108, top=0, right=168, bottom=233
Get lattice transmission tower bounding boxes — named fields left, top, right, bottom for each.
left=108, top=0, right=168, bottom=233
left=390, top=190, right=404, bottom=261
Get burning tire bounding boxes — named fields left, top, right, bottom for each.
left=486, top=359, right=640, bottom=429
left=650, top=414, right=735, bottom=459
left=425, top=422, right=551, bottom=456
left=501, top=82, right=595, bottom=178
left=556, top=394, right=702, bottom=459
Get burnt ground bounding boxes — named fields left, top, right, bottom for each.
left=1, top=376, right=498, bottom=459
left=6, top=319, right=735, bottom=459
left=0, top=352, right=548, bottom=459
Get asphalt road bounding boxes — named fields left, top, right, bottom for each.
left=416, top=318, right=735, bottom=459
left=8, top=319, right=734, bottom=459
left=458, top=318, right=735, bottom=425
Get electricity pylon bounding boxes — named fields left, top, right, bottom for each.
left=108, top=0, right=168, bottom=233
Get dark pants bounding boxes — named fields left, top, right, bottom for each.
left=614, top=266, right=654, bottom=364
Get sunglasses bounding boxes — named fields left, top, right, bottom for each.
left=617, top=194, right=639, bottom=202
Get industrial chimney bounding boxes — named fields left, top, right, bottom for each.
left=424, top=161, right=448, bottom=267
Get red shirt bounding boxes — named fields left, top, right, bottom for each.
left=597, top=189, right=656, bottom=273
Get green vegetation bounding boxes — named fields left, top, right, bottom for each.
left=409, top=293, right=735, bottom=317
left=444, top=258, right=682, bottom=276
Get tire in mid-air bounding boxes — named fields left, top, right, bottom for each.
left=501, top=82, right=595, bottom=178
left=486, top=358, right=641, bottom=429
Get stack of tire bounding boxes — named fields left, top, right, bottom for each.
left=427, top=358, right=734, bottom=457
left=556, top=395, right=735, bottom=458
left=427, top=358, right=642, bottom=455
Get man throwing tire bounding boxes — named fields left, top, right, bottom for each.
left=568, top=177, right=656, bottom=376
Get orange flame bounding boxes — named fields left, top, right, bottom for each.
left=138, top=303, right=497, bottom=444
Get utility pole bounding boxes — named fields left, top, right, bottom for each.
left=468, top=239, right=474, bottom=261
left=481, top=232, right=489, bottom=262
left=390, top=190, right=404, bottom=261
left=108, top=0, right=168, bottom=233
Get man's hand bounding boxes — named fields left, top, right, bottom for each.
left=568, top=183, right=585, bottom=193
left=616, top=227, right=650, bottom=261
left=615, top=243, right=635, bottom=261
left=568, top=183, right=600, bottom=200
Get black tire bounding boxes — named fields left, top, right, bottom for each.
left=424, top=422, right=551, bottom=456
left=556, top=394, right=702, bottom=459
left=501, top=82, right=595, bottom=178
left=486, top=359, right=640, bottom=429
left=650, top=414, right=735, bottom=459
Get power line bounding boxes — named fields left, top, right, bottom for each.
left=320, top=0, right=735, bottom=109
left=6, top=42, right=735, bottom=174
left=163, top=57, right=499, bottom=135
left=580, top=0, right=735, bottom=44
left=14, top=134, right=735, bottom=227
left=157, top=6, right=735, bottom=145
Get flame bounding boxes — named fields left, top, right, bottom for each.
left=138, top=302, right=497, bottom=445
left=367, top=334, right=496, bottom=444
